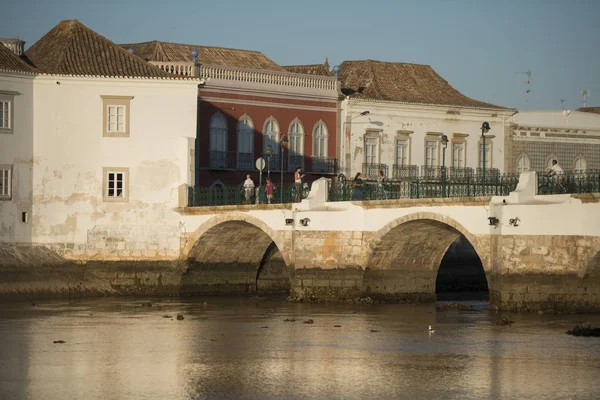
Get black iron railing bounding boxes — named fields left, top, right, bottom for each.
left=188, top=182, right=311, bottom=206
left=311, top=157, right=336, bottom=174
left=328, top=173, right=521, bottom=201
left=362, top=163, right=389, bottom=180
left=392, top=164, right=419, bottom=180
left=537, top=170, right=600, bottom=195
left=209, top=150, right=237, bottom=170
left=288, top=155, right=304, bottom=172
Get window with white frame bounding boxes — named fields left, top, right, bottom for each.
left=101, top=95, right=132, bottom=137
left=575, top=156, right=587, bottom=172
left=313, top=121, right=328, bottom=158
left=0, top=165, right=11, bottom=199
left=395, top=139, right=408, bottom=166
left=102, top=167, right=129, bottom=202
left=517, top=155, right=530, bottom=173
left=0, top=100, right=11, bottom=130
left=452, top=142, right=465, bottom=168
left=263, top=117, right=280, bottom=155
left=365, top=136, right=378, bottom=164
left=289, top=119, right=304, bottom=170
left=479, top=142, right=491, bottom=168
left=210, top=113, right=228, bottom=152
left=425, top=140, right=438, bottom=167
left=237, top=115, right=254, bottom=169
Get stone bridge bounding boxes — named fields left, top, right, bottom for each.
left=178, top=172, right=600, bottom=312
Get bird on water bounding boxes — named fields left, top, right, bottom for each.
left=428, top=325, right=435, bottom=333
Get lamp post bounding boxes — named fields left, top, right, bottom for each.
left=480, top=121, right=491, bottom=195
left=279, top=135, right=288, bottom=203
left=440, top=134, right=448, bottom=197
left=265, top=145, right=272, bottom=180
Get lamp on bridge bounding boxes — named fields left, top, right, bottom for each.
left=481, top=121, right=491, bottom=194
left=488, top=216, right=499, bottom=227
left=279, top=135, right=289, bottom=203
left=265, top=145, right=273, bottom=180
left=440, top=134, right=449, bottom=197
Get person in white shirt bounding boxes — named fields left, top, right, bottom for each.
left=548, top=160, right=564, bottom=176
left=242, top=175, right=255, bottom=204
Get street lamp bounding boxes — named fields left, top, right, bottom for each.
left=279, top=135, right=289, bottom=203
left=440, top=134, right=448, bottom=197
left=265, top=145, right=272, bottom=179
left=480, top=121, right=491, bottom=194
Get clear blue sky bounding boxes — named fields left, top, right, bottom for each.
left=3, top=0, right=599, bottom=110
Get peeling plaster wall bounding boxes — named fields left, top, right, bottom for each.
left=28, top=76, right=198, bottom=259
left=0, top=73, right=34, bottom=243
left=340, top=99, right=514, bottom=178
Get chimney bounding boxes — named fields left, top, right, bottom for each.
left=0, top=37, right=26, bottom=56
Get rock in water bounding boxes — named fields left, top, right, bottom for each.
left=176, top=314, right=184, bottom=321
left=53, top=340, right=66, bottom=344
left=566, top=324, right=600, bottom=337
left=496, top=317, right=515, bottom=326
left=303, top=319, right=314, bottom=324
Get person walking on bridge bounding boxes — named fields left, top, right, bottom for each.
left=242, top=174, right=255, bottom=204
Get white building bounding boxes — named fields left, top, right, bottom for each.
left=337, top=60, right=516, bottom=180
left=0, top=20, right=202, bottom=260
left=508, top=109, right=600, bottom=173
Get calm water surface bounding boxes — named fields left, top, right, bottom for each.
left=0, top=297, right=599, bottom=400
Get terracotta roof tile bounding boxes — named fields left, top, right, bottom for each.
left=283, top=59, right=332, bottom=76
left=26, top=20, right=170, bottom=78
left=0, top=43, right=36, bottom=73
left=577, top=107, right=600, bottom=114
left=121, top=41, right=285, bottom=71
left=339, top=60, right=509, bottom=110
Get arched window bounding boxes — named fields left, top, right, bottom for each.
left=546, top=155, right=557, bottom=170
left=517, top=154, right=530, bottom=173
left=237, top=115, right=254, bottom=170
left=313, top=121, right=328, bottom=158
left=263, top=117, right=280, bottom=155
left=574, top=156, right=587, bottom=173
left=289, top=118, right=304, bottom=171
left=209, top=113, right=228, bottom=169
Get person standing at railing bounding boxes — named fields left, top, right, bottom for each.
left=265, top=178, right=274, bottom=204
left=242, top=174, right=255, bottom=204
left=352, top=172, right=364, bottom=200
left=546, top=159, right=565, bottom=193
left=377, top=170, right=388, bottom=199
left=294, top=167, right=305, bottom=203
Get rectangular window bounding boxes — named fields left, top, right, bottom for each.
left=452, top=143, right=464, bottom=167
left=395, top=139, right=408, bottom=166
left=107, top=105, right=125, bottom=132
left=102, top=167, right=129, bottom=202
left=425, top=140, right=437, bottom=167
left=479, top=143, right=491, bottom=168
left=0, top=101, right=10, bottom=129
left=365, top=137, right=378, bottom=164
left=101, top=96, right=132, bottom=137
left=0, top=166, right=11, bottom=199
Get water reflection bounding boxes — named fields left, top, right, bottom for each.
left=0, top=298, right=598, bottom=400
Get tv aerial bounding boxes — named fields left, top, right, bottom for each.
left=560, top=98, right=566, bottom=110
left=580, top=89, right=591, bottom=108
left=514, top=69, right=533, bottom=103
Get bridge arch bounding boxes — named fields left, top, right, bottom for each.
left=181, top=213, right=291, bottom=295
left=364, top=212, right=489, bottom=301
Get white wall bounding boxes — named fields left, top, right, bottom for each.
left=340, top=99, right=515, bottom=178
left=0, top=72, right=34, bottom=243
left=30, top=75, right=199, bottom=259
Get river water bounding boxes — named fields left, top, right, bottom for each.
left=0, top=297, right=598, bottom=400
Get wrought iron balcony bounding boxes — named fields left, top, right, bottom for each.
left=448, top=167, right=474, bottom=180
left=262, top=154, right=283, bottom=172
left=392, top=164, right=419, bottom=180
left=362, top=163, right=388, bottom=179
left=421, top=166, right=442, bottom=179
left=237, top=152, right=254, bottom=171
left=209, top=151, right=236, bottom=170
left=288, top=155, right=304, bottom=172
left=476, top=168, right=501, bottom=182
left=311, top=157, right=336, bottom=174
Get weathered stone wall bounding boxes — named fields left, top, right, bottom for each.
left=489, top=235, right=600, bottom=312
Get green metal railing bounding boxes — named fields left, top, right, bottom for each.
left=328, top=173, right=521, bottom=201
left=188, top=183, right=311, bottom=206
left=537, top=170, right=600, bottom=195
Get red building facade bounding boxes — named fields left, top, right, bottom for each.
left=121, top=41, right=339, bottom=186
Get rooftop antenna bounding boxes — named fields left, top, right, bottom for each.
left=580, top=89, right=590, bottom=108
left=513, top=69, right=533, bottom=103
left=560, top=98, right=566, bottom=110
